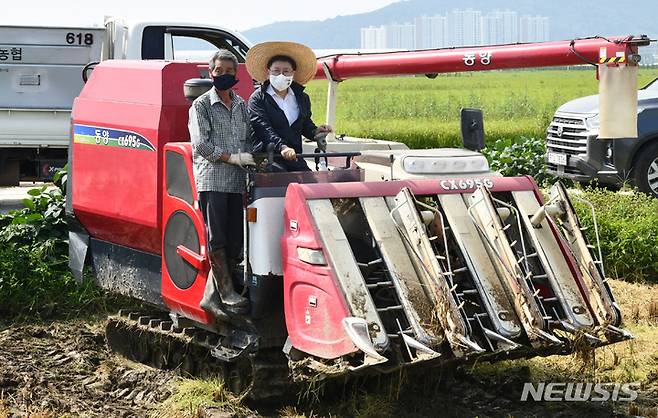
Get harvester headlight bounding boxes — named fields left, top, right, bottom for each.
left=402, top=155, right=489, bottom=174
left=297, top=247, right=327, bottom=265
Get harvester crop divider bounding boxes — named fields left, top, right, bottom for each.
left=544, top=182, right=624, bottom=334
left=396, top=318, right=441, bottom=361
left=389, top=187, right=486, bottom=356
left=512, top=190, right=599, bottom=334
left=467, top=186, right=562, bottom=348
left=308, top=199, right=390, bottom=351
left=342, top=317, right=389, bottom=370
left=358, top=196, right=441, bottom=349
left=481, top=326, right=521, bottom=352
left=436, top=194, right=524, bottom=347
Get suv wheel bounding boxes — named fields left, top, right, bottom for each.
left=635, top=142, right=658, bottom=198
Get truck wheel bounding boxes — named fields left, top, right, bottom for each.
left=634, top=142, right=658, bottom=198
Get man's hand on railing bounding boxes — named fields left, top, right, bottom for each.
left=281, top=146, right=297, bottom=161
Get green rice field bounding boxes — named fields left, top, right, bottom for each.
left=305, top=68, right=658, bottom=149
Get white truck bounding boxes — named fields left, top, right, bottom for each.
left=0, top=18, right=252, bottom=185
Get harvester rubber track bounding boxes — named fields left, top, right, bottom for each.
left=105, top=310, right=294, bottom=401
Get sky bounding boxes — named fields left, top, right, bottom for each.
left=2, top=0, right=398, bottom=31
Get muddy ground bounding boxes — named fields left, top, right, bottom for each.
left=0, top=320, right=177, bottom=417
left=0, top=317, right=656, bottom=418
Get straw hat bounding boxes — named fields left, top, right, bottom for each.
left=246, top=41, right=317, bottom=85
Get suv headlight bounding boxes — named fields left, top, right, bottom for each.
left=605, top=142, right=614, bottom=163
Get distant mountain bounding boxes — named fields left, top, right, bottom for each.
left=242, top=0, right=658, bottom=48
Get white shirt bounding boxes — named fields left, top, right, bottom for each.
left=267, top=84, right=299, bottom=126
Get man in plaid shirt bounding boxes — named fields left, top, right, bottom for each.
left=188, top=49, right=255, bottom=319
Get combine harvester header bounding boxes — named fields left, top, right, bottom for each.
left=281, top=174, right=628, bottom=373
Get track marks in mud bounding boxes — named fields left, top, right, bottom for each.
left=0, top=321, right=177, bottom=417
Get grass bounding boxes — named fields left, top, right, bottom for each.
left=0, top=179, right=110, bottom=319
left=573, top=188, right=658, bottom=283
left=306, top=68, right=658, bottom=148
left=154, top=378, right=253, bottom=418
left=472, top=279, right=658, bottom=415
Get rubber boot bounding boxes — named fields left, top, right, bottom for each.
left=200, top=269, right=231, bottom=323
left=209, top=248, right=249, bottom=314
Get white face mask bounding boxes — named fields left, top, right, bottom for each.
left=269, top=73, right=294, bottom=91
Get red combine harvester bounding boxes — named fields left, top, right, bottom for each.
left=67, top=36, right=649, bottom=398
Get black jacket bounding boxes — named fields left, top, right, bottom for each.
left=248, top=80, right=318, bottom=171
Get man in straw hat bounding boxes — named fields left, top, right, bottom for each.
left=246, top=41, right=332, bottom=172
left=188, top=49, right=253, bottom=319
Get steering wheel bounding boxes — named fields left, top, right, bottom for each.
left=252, top=143, right=360, bottom=173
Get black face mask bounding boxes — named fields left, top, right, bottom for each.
left=213, top=74, right=239, bottom=91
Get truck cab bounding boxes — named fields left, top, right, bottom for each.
left=101, top=18, right=251, bottom=61
left=0, top=18, right=252, bottom=185
left=545, top=77, right=658, bottom=197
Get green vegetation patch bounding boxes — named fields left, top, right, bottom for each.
left=482, top=136, right=551, bottom=184
left=158, top=378, right=253, bottom=418
left=0, top=169, right=103, bottom=317
left=573, top=188, right=658, bottom=283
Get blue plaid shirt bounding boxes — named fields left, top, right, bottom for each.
left=188, top=88, right=252, bottom=193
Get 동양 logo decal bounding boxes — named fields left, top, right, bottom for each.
left=73, top=124, right=156, bottom=151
